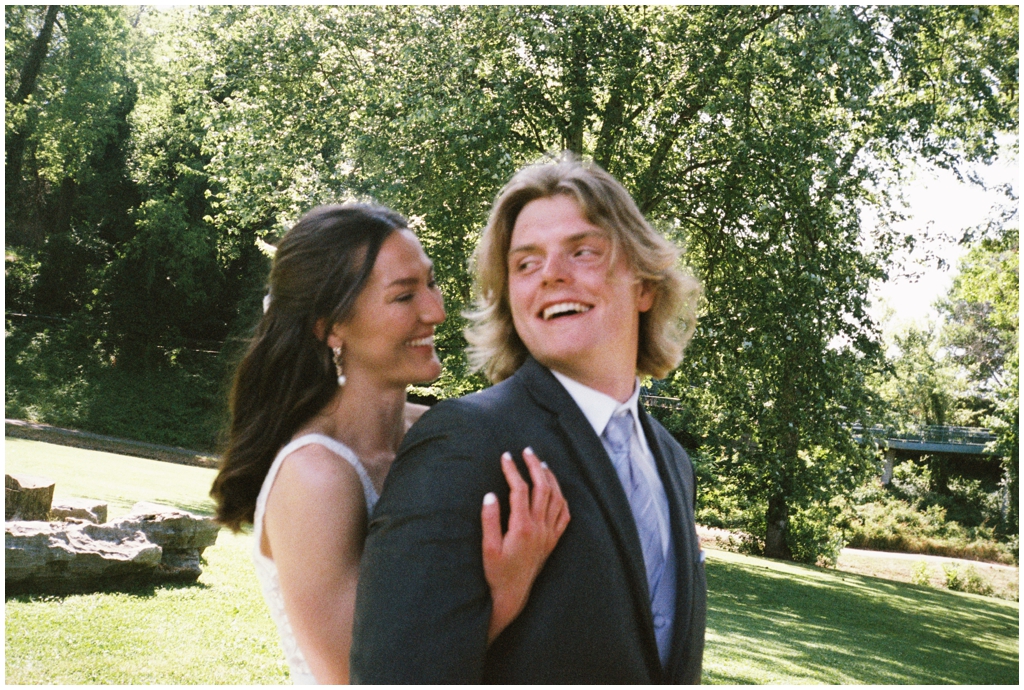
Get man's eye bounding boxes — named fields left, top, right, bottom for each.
left=395, top=293, right=414, bottom=303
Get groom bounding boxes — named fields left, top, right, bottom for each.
left=351, top=154, right=706, bottom=683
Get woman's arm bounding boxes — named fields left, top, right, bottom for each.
left=262, top=445, right=368, bottom=684
left=480, top=447, right=571, bottom=643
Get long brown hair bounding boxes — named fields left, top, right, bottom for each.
left=211, top=203, right=407, bottom=531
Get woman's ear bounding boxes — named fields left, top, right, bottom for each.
left=312, top=317, right=327, bottom=342
left=324, top=321, right=346, bottom=350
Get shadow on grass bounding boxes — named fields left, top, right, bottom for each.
left=5, top=578, right=211, bottom=602
left=705, top=555, right=1019, bottom=684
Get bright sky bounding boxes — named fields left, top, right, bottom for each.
left=868, top=141, right=1019, bottom=330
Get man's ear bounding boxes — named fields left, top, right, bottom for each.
left=637, top=279, right=656, bottom=313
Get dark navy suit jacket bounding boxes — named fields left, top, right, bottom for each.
left=351, top=356, right=706, bottom=683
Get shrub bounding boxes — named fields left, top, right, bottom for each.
left=848, top=461, right=1018, bottom=566
left=847, top=500, right=1015, bottom=564
left=943, top=563, right=963, bottom=590
left=5, top=248, right=41, bottom=313
left=943, top=564, right=995, bottom=596
left=5, top=317, right=230, bottom=451
left=910, top=561, right=932, bottom=587
left=787, top=504, right=846, bottom=567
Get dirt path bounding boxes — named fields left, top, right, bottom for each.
left=842, top=546, right=1018, bottom=571
left=5, top=419, right=217, bottom=468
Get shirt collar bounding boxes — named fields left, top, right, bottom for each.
left=550, top=370, right=642, bottom=438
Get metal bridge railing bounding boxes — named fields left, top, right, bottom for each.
left=850, top=424, right=996, bottom=446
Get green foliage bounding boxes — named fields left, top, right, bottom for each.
left=6, top=6, right=138, bottom=247
left=939, top=226, right=1019, bottom=533
left=786, top=503, right=847, bottom=567
left=5, top=318, right=229, bottom=452
left=911, top=561, right=932, bottom=587
left=869, top=323, right=976, bottom=430
left=942, top=563, right=995, bottom=597
left=846, top=465, right=1017, bottom=565
left=4, top=248, right=40, bottom=313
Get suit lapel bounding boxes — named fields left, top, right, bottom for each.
left=514, top=358, right=662, bottom=678
left=638, top=406, right=698, bottom=677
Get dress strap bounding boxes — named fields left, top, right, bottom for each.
left=254, top=434, right=379, bottom=541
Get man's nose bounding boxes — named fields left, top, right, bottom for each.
left=540, top=252, right=570, bottom=284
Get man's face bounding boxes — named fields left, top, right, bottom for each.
left=507, top=194, right=653, bottom=393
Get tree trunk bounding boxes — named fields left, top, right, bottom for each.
left=7, top=6, right=61, bottom=236
left=764, top=493, right=792, bottom=559
left=51, top=176, right=78, bottom=237
left=10, top=6, right=60, bottom=107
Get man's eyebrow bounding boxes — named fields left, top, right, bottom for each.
left=508, top=231, right=606, bottom=256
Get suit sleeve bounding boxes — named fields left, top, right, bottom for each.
left=350, top=403, right=499, bottom=683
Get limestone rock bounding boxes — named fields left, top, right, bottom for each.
left=108, top=502, right=220, bottom=578
left=5, top=474, right=55, bottom=521
left=5, top=500, right=220, bottom=594
left=49, top=498, right=108, bottom=524
left=5, top=521, right=162, bottom=595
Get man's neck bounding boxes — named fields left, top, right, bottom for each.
left=546, top=363, right=637, bottom=403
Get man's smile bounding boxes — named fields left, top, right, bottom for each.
left=540, top=301, right=594, bottom=321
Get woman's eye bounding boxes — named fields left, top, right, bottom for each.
left=395, top=293, right=414, bottom=303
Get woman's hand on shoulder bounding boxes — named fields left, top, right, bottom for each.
left=480, top=447, right=570, bottom=643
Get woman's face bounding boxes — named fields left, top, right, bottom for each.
left=331, top=229, right=445, bottom=390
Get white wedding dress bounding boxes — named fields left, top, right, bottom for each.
left=252, top=434, right=380, bottom=685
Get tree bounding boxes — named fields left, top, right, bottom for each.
left=9, top=5, right=1012, bottom=562
left=5, top=5, right=138, bottom=317
left=163, top=5, right=1016, bottom=562
left=939, top=226, right=1019, bottom=532
left=871, top=324, right=968, bottom=430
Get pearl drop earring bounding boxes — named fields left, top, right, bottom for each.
left=332, top=346, right=346, bottom=387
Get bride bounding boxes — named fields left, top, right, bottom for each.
left=210, top=204, right=569, bottom=684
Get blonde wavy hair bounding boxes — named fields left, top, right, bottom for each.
left=465, top=153, right=702, bottom=383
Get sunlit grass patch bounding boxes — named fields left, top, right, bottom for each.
left=703, top=548, right=1019, bottom=684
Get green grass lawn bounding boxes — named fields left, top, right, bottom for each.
left=4, top=438, right=217, bottom=518
left=5, top=439, right=1020, bottom=684
left=704, top=550, right=1018, bottom=684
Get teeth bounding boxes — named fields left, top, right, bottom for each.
left=542, top=302, right=592, bottom=320
left=407, top=335, right=434, bottom=347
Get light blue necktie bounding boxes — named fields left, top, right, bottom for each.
left=602, top=410, right=665, bottom=604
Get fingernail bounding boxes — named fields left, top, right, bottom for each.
left=501, top=452, right=512, bottom=462
left=524, top=446, right=535, bottom=456
left=483, top=492, right=497, bottom=505
left=540, top=462, right=549, bottom=470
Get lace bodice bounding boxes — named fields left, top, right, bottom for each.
left=252, top=434, right=379, bottom=685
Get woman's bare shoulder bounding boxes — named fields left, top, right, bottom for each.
left=273, top=442, right=365, bottom=503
